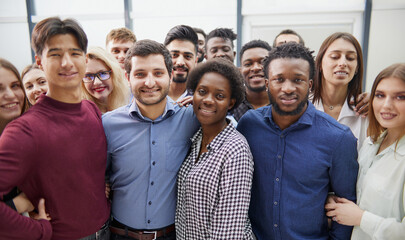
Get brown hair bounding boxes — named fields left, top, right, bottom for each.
left=105, top=27, right=136, bottom=46
left=21, top=63, right=41, bottom=81
left=312, top=32, right=363, bottom=110
left=0, top=58, right=29, bottom=113
left=32, top=17, right=88, bottom=56
left=368, top=63, right=405, bottom=143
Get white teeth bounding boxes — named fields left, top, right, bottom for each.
left=3, top=103, right=18, bottom=108
left=201, top=109, right=214, bottom=113
left=335, top=71, right=348, bottom=75
left=381, top=113, right=395, bottom=118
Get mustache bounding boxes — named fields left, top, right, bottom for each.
left=173, top=65, right=189, bottom=71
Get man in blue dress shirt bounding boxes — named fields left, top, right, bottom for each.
left=103, top=39, right=199, bottom=240
left=237, top=42, right=358, bottom=240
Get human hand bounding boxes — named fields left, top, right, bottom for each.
left=177, top=96, right=193, bottom=107
left=325, top=197, right=363, bottom=226
left=351, top=92, right=369, bottom=117
left=13, top=192, right=34, bottom=214
left=29, top=198, right=51, bottom=221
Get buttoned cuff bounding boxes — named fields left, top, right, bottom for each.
left=359, top=210, right=382, bottom=238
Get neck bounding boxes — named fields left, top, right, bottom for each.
left=169, top=82, right=186, bottom=101
left=246, top=89, right=270, bottom=109
left=96, top=98, right=109, bottom=113
left=271, top=104, right=307, bottom=130
left=46, top=87, right=82, bottom=104
left=385, top=128, right=405, bottom=145
left=201, top=119, right=227, bottom=148
left=321, top=81, right=348, bottom=107
left=136, top=97, right=167, bottom=121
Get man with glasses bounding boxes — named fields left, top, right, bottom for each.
left=0, top=17, right=110, bottom=239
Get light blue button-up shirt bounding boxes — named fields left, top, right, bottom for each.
left=102, top=96, right=199, bottom=229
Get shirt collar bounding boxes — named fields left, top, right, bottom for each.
left=128, top=96, right=176, bottom=122
left=190, top=120, right=234, bottom=153
left=264, top=100, right=314, bottom=130
left=371, top=131, right=405, bottom=157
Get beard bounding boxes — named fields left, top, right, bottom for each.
left=268, top=91, right=309, bottom=116
left=173, top=65, right=189, bottom=83
left=246, top=83, right=266, bottom=93
left=197, top=50, right=205, bottom=63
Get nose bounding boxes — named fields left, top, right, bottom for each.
left=382, top=96, right=393, bottom=109
left=33, top=85, right=42, bottom=94
left=251, top=62, right=263, bottom=72
left=281, top=80, right=296, bottom=93
left=93, top=76, right=103, bottom=85
left=118, top=51, right=126, bottom=60
left=145, top=74, right=156, bottom=88
left=176, top=55, right=185, bottom=66
left=61, top=53, right=73, bottom=68
left=202, top=93, right=214, bottom=105
left=3, top=87, right=17, bottom=100
left=338, top=57, right=347, bottom=67
left=215, top=50, right=226, bottom=58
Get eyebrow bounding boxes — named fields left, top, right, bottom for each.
left=329, top=50, right=357, bottom=54
left=170, top=50, right=194, bottom=56
left=48, top=48, right=83, bottom=53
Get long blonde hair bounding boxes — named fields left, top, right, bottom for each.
left=81, top=46, right=129, bottom=112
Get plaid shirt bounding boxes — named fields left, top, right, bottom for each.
left=231, top=99, right=254, bottom=122
left=176, top=123, right=254, bottom=239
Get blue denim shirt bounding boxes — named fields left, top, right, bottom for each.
left=102, top=97, right=199, bottom=229
left=237, top=101, right=358, bottom=240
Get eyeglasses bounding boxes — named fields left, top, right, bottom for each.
left=83, top=70, right=112, bottom=83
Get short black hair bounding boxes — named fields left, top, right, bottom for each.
left=240, top=39, right=272, bottom=61
left=263, top=42, right=315, bottom=80
left=206, top=28, right=237, bottom=49
left=193, top=27, right=206, bottom=39
left=124, top=39, right=173, bottom=77
left=187, top=59, right=245, bottom=111
left=273, top=29, right=305, bottom=47
left=32, top=17, right=88, bottom=56
left=164, top=25, right=198, bottom=54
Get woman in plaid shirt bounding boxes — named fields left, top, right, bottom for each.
left=175, top=59, right=254, bottom=239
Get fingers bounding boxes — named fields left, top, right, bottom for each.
left=37, top=198, right=51, bottom=221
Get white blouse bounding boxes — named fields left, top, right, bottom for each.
left=351, top=133, right=405, bottom=240
left=313, top=98, right=368, bottom=150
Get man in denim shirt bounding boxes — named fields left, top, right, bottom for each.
left=237, top=42, right=358, bottom=240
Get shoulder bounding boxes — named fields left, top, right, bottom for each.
left=223, top=127, right=252, bottom=155
left=239, top=106, right=269, bottom=124
left=102, top=104, right=129, bottom=123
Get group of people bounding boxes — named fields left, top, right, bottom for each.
left=0, top=15, right=404, bottom=240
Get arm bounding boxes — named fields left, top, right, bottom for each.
left=210, top=140, right=254, bottom=240
left=328, top=129, right=359, bottom=240
left=0, top=121, right=52, bottom=239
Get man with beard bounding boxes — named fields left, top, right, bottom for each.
left=103, top=40, right=199, bottom=240
left=205, top=28, right=236, bottom=63
left=193, top=27, right=206, bottom=63
left=164, top=25, right=198, bottom=101
left=237, top=42, right=358, bottom=240
left=232, top=40, right=272, bottom=121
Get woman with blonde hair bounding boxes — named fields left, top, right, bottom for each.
left=82, top=46, right=129, bottom=113
left=325, top=63, right=405, bottom=240
left=21, top=63, right=48, bottom=105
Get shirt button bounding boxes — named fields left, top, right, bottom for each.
left=148, top=201, right=152, bottom=205
left=277, top=155, right=281, bottom=159
left=148, top=220, right=151, bottom=223
left=275, top=178, right=279, bottom=181
left=152, top=141, right=156, bottom=145
left=152, top=161, right=156, bottom=166
left=151, top=181, right=154, bottom=186
left=274, top=201, right=278, bottom=205
left=274, top=224, right=278, bottom=227
left=280, top=134, right=284, bottom=138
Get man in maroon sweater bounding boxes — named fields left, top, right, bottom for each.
left=0, top=17, right=110, bottom=240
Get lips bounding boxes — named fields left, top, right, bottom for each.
left=249, top=74, right=265, bottom=81
left=93, top=86, right=107, bottom=93
left=173, top=66, right=188, bottom=74
left=59, top=72, right=78, bottom=78
left=199, top=107, right=216, bottom=115
left=280, top=95, right=297, bottom=105
left=380, top=112, right=397, bottom=120
left=1, top=102, right=20, bottom=110
left=334, top=71, right=348, bottom=76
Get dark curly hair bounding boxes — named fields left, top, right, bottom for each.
left=187, top=59, right=245, bottom=111
left=206, top=28, right=237, bottom=49
left=263, top=42, right=315, bottom=80
left=240, top=39, right=272, bottom=61
left=164, top=25, right=198, bottom=54
left=124, top=39, right=172, bottom=76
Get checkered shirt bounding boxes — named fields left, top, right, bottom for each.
left=231, top=99, right=254, bottom=122
left=175, top=123, right=254, bottom=239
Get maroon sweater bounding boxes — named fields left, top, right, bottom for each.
left=0, top=95, right=110, bottom=240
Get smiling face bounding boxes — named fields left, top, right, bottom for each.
left=127, top=54, right=170, bottom=107
left=267, top=58, right=312, bottom=117
left=193, top=72, right=235, bottom=130
left=321, top=38, right=358, bottom=88
left=84, top=58, right=114, bottom=103
left=205, top=37, right=235, bottom=62
left=372, top=77, right=405, bottom=134
left=166, top=39, right=197, bottom=83
left=0, top=68, right=25, bottom=122
left=241, top=47, right=269, bottom=92
left=35, top=34, right=86, bottom=100
left=22, top=68, right=48, bottom=105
